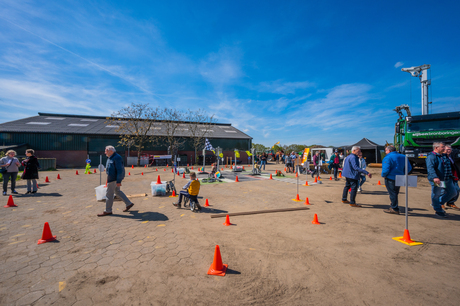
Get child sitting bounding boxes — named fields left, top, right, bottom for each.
left=173, top=172, right=201, bottom=210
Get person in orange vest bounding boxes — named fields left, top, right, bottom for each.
left=173, top=172, right=201, bottom=210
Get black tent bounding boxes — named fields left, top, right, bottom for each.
left=349, top=138, right=385, bottom=163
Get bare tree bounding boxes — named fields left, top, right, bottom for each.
left=185, top=109, right=216, bottom=165
left=106, top=103, right=162, bottom=166
left=160, top=108, right=187, bottom=162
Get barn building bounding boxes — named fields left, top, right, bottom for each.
left=0, top=113, right=252, bottom=168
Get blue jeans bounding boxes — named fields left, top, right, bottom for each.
left=385, top=178, right=400, bottom=210
left=260, top=160, right=266, bottom=170
left=430, top=179, right=457, bottom=213
left=342, top=178, right=358, bottom=204
left=447, top=181, right=459, bottom=204
left=359, top=175, right=366, bottom=187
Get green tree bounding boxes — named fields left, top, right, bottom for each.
left=252, top=143, right=267, bottom=154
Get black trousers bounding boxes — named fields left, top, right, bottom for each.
left=3, top=172, right=17, bottom=192
left=342, top=178, right=358, bottom=204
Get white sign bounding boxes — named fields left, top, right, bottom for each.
left=395, top=175, right=418, bottom=187
left=98, top=164, right=105, bottom=172
left=176, top=158, right=181, bottom=161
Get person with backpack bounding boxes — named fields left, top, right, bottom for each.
left=329, top=150, right=341, bottom=180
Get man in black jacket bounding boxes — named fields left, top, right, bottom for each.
left=445, top=145, right=460, bottom=210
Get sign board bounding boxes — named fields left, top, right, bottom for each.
left=395, top=175, right=418, bottom=187
left=86, top=159, right=91, bottom=164
left=152, top=155, right=172, bottom=160
left=176, top=158, right=181, bottom=161
left=98, top=164, right=105, bottom=172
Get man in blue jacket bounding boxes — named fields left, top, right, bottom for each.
left=381, top=145, right=411, bottom=214
left=426, top=142, right=457, bottom=218
left=98, top=146, right=134, bottom=217
left=342, top=146, right=372, bottom=207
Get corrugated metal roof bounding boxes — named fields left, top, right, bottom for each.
left=0, top=113, right=252, bottom=140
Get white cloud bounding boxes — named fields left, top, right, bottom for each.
left=199, top=47, right=243, bottom=86
left=258, top=79, right=315, bottom=95
left=394, top=62, right=404, bottom=68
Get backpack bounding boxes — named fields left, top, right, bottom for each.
left=334, top=155, right=339, bottom=164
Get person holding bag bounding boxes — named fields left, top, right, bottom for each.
left=22, top=149, right=40, bottom=194
left=0, top=150, right=21, bottom=195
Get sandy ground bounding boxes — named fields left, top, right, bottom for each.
left=0, top=163, right=459, bottom=306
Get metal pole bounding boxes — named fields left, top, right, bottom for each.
left=202, top=148, right=205, bottom=172
left=99, top=155, right=102, bottom=186
left=405, top=154, right=409, bottom=230
left=234, top=150, right=236, bottom=170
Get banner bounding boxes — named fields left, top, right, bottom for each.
left=301, top=148, right=310, bottom=164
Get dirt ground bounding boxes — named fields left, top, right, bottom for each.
left=1, top=163, right=459, bottom=306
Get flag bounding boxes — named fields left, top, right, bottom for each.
left=272, top=141, right=280, bottom=149
left=235, top=150, right=240, bottom=158
left=219, top=153, right=223, bottom=158
left=246, top=150, right=252, bottom=156
left=204, top=138, right=214, bottom=151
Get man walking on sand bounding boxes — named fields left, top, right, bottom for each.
left=381, top=145, right=411, bottom=214
left=426, top=142, right=457, bottom=218
left=341, top=146, right=372, bottom=207
left=97, top=146, right=134, bottom=216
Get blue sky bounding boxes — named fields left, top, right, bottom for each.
left=1, top=1, right=460, bottom=147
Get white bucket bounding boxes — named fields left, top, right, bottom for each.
left=151, top=181, right=167, bottom=196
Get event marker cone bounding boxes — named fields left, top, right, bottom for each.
left=205, top=199, right=210, bottom=207
left=141, top=172, right=144, bottom=176
left=243, top=166, right=245, bottom=170
left=191, top=166, right=193, bottom=170
left=128, top=172, right=131, bottom=176
left=169, top=190, right=178, bottom=198
left=329, top=176, right=332, bottom=180
left=339, top=172, right=342, bottom=178
left=171, top=169, right=174, bottom=173
left=37, top=222, right=57, bottom=245
left=235, top=176, right=239, bottom=182
left=156, top=168, right=158, bottom=171
left=182, top=173, right=186, bottom=179
left=156, top=175, right=162, bottom=184
left=223, top=215, right=232, bottom=226
left=305, top=197, right=310, bottom=205
left=284, top=167, right=287, bottom=172
left=378, top=180, right=381, bottom=185
left=187, top=164, right=189, bottom=167
left=296, top=172, right=298, bottom=178
left=318, top=176, right=321, bottom=180
left=207, top=245, right=228, bottom=276
left=57, top=174, right=61, bottom=180
left=269, top=174, right=273, bottom=180
left=144, top=165, right=147, bottom=168
left=45, top=176, right=50, bottom=183
left=314, top=177, right=317, bottom=183
left=349, top=188, right=351, bottom=192
left=76, top=170, right=79, bottom=175
left=292, top=194, right=301, bottom=202
left=304, top=181, right=309, bottom=186
left=94, top=169, right=97, bottom=173
left=392, top=229, right=423, bottom=246
left=164, top=168, right=166, bottom=171
left=312, top=214, right=320, bottom=225
left=132, top=165, right=134, bottom=169
left=167, top=164, right=169, bottom=167
left=4, top=195, right=17, bottom=208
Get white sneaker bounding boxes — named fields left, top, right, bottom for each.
left=358, top=187, right=362, bottom=192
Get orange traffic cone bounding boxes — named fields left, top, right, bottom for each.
left=284, top=167, right=287, bottom=172
left=4, top=195, right=17, bottom=208
left=349, top=188, right=351, bottom=192
left=144, top=165, right=147, bottom=168
left=205, top=199, right=210, bottom=207
left=314, top=177, right=317, bottom=183
left=156, top=168, right=158, bottom=171
left=37, top=222, right=57, bottom=244
left=296, top=172, right=298, bottom=177
left=318, top=176, right=321, bottom=180
left=164, top=168, right=166, bottom=171
left=191, top=166, right=194, bottom=170
left=57, top=174, right=61, bottom=180
left=94, top=169, right=97, bottom=173
left=312, top=214, right=320, bottom=225
left=293, top=194, right=301, bottom=202
left=339, top=172, right=342, bottom=178
left=187, top=164, right=189, bottom=167
left=269, top=174, right=273, bottom=180
left=243, top=166, right=245, bottom=170
left=378, top=180, right=381, bottom=185
left=76, top=170, right=79, bottom=175
left=104, top=181, right=107, bottom=187
left=329, top=176, right=332, bottom=180
left=156, top=175, right=162, bottom=184
left=401, top=229, right=415, bottom=243
left=166, top=164, right=169, bottom=167
left=132, top=165, right=134, bottom=169
left=182, top=173, right=186, bottom=179
left=45, top=176, right=50, bottom=183
left=304, top=181, right=309, bottom=186
left=169, top=190, right=177, bottom=198
left=207, top=245, right=228, bottom=276
left=223, top=215, right=232, bottom=226
left=171, top=169, right=174, bottom=173
left=128, top=172, right=131, bottom=176
left=235, top=176, right=239, bottom=182
left=305, top=197, right=310, bottom=205
left=141, top=172, right=144, bottom=176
